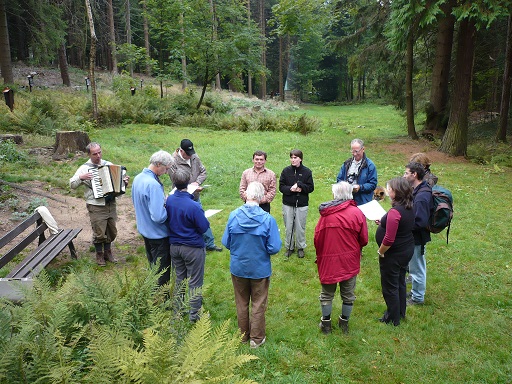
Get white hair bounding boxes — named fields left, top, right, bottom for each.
left=351, top=138, right=364, bottom=147
left=149, top=150, right=174, bottom=167
left=332, top=181, right=353, bottom=201
left=246, top=181, right=265, bottom=203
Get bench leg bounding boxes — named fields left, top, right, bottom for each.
left=68, top=241, right=78, bottom=259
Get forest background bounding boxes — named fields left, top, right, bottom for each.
left=1, top=0, right=512, bottom=156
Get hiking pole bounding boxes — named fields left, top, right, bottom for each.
left=287, top=199, right=298, bottom=256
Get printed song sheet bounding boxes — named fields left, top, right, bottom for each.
left=204, top=209, right=222, bottom=218
left=357, top=200, right=387, bottom=221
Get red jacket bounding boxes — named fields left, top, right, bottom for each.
left=314, top=199, right=368, bottom=284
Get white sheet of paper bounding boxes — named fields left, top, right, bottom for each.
left=204, top=209, right=222, bottom=218
left=170, top=184, right=199, bottom=195
left=357, top=200, right=387, bottom=221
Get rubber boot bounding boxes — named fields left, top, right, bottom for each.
left=338, top=316, right=349, bottom=334
left=104, top=249, right=118, bottom=263
left=96, top=252, right=106, bottom=266
left=319, top=318, right=332, bottom=334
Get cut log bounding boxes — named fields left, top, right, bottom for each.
left=53, top=131, right=90, bottom=158
left=0, top=134, right=23, bottom=144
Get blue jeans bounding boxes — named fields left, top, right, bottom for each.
left=203, top=227, right=216, bottom=249
left=409, top=245, right=426, bottom=302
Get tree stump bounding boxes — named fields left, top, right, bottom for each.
left=53, top=131, right=90, bottom=159
left=0, top=134, right=23, bottom=144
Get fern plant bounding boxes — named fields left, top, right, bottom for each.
left=0, top=268, right=257, bottom=383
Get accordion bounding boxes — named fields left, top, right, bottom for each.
left=89, top=164, right=127, bottom=199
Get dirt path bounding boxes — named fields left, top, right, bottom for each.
left=0, top=180, right=139, bottom=263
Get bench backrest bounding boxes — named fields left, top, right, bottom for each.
left=0, top=212, right=47, bottom=269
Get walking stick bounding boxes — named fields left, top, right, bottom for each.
left=287, top=199, right=298, bottom=255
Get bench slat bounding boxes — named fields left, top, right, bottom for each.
left=0, top=212, right=42, bottom=249
left=7, top=229, right=81, bottom=278
left=0, top=222, right=49, bottom=269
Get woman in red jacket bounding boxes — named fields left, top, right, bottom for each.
left=314, top=181, right=368, bottom=334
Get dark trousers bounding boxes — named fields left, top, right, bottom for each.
left=143, top=236, right=171, bottom=286
left=379, top=252, right=412, bottom=325
left=170, top=244, right=206, bottom=322
left=259, top=203, right=271, bottom=213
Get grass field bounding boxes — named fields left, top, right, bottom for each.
left=3, top=103, right=512, bottom=383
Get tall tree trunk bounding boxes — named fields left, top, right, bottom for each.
left=209, top=0, right=221, bottom=90
left=406, top=23, right=419, bottom=139
left=107, top=0, right=118, bottom=73
left=0, top=0, right=13, bottom=84
left=58, top=43, right=71, bottom=86
left=259, top=0, right=266, bottom=99
left=126, top=0, right=133, bottom=76
left=197, top=67, right=209, bottom=109
left=180, top=11, right=187, bottom=89
left=497, top=15, right=512, bottom=143
left=85, top=0, right=98, bottom=121
left=439, top=19, right=476, bottom=156
left=142, top=0, right=151, bottom=75
left=426, top=0, right=455, bottom=133
left=279, top=35, right=283, bottom=101
left=247, top=0, right=252, bottom=97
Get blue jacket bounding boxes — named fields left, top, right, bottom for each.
left=132, top=168, right=170, bottom=239
left=166, top=191, right=210, bottom=248
left=336, top=154, right=378, bottom=205
left=222, top=204, right=282, bottom=279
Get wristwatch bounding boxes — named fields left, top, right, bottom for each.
left=377, top=250, right=384, bottom=258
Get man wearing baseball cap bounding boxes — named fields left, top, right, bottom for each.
left=167, top=139, right=222, bottom=252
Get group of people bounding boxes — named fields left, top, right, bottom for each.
left=317, top=144, right=436, bottom=334
left=70, top=137, right=436, bottom=348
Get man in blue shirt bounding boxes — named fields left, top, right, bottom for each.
left=132, top=150, right=174, bottom=286
left=166, top=169, right=211, bottom=322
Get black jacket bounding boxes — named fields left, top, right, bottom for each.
left=412, top=181, right=433, bottom=246
left=279, top=163, right=314, bottom=207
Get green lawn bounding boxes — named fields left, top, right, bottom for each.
left=5, top=103, right=512, bottom=383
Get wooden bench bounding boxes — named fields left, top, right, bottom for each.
left=0, top=211, right=81, bottom=301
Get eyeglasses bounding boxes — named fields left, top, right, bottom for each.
left=351, top=147, right=363, bottom=154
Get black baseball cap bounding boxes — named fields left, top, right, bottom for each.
left=180, top=139, right=195, bottom=156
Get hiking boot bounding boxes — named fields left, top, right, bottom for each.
left=338, top=316, right=349, bottom=334
left=104, top=249, right=118, bottom=263
left=319, top=317, right=332, bottom=334
left=285, top=249, right=293, bottom=257
left=249, top=337, right=266, bottom=349
left=297, top=249, right=305, bottom=258
left=407, top=298, right=424, bottom=306
left=96, top=252, right=106, bottom=267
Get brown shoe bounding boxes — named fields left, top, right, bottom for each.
left=104, top=249, right=118, bottom=263
left=96, top=252, right=106, bottom=266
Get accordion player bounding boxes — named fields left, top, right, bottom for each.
left=89, top=164, right=127, bottom=199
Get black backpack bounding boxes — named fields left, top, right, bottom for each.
left=427, top=185, right=453, bottom=243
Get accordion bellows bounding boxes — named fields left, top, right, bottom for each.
left=89, top=164, right=127, bottom=199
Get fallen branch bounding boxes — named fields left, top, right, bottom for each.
left=0, top=179, right=67, bottom=204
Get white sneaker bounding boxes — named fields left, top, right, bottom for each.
left=249, top=337, right=266, bottom=349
